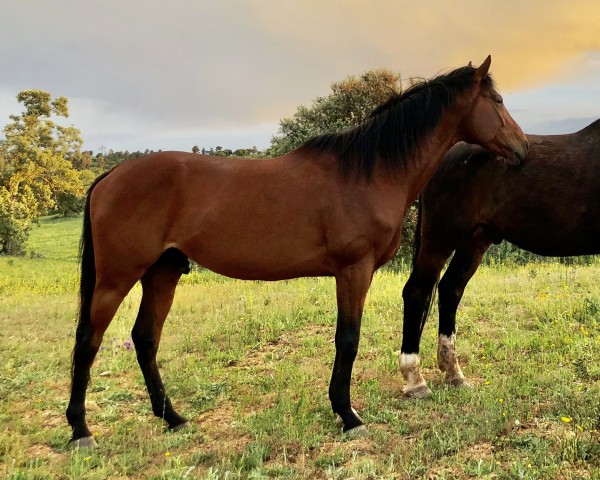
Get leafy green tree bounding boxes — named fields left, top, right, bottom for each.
left=0, top=90, right=86, bottom=254
left=267, top=69, right=402, bottom=156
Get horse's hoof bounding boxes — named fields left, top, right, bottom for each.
left=344, top=424, right=368, bottom=438
left=170, top=421, right=191, bottom=432
left=69, top=436, right=98, bottom=449
left=404, top=384, right=433, bottom=398
left=447, top=378, right=471, bottom=388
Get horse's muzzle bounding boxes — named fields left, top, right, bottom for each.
left=513, top=140, right=529, bottom=165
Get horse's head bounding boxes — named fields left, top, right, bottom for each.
left=461, top=56, right=528, bottom=164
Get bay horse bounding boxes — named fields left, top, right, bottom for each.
left=67, top=56, right=527, bottom=447
left=400, top=119, right=600, bottom=397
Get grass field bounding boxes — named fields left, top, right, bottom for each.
left=0, top=216, right=598, bottom=479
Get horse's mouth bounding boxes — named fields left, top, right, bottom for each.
left=495, top=142, right=528, bottom=166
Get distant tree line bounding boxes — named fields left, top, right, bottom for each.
left=191, top=145, right=261, bottom=157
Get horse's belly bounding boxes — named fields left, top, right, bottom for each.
left=192, top=251, right=331, bottom=281
left=180, top=231, right=331, bottom=281
left=508, top=230, right=600, bottom=257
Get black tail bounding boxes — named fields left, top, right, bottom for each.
left=412, top=196, right=438, bottom=335
left=71, top=170, right=113, bottom=379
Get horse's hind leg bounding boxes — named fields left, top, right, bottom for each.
left=437, top=227, right=491, bottom=386
left=400, top=246, right=451, bottom=397
left=67, top=281, right=135, bottom=446
left=132, top=249, right=188, bottom=430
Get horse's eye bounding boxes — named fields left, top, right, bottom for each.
left=496, top=97, right=503, bottom=105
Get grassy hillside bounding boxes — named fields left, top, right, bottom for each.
left=27, top=215, right=82, bottom=261
left=0, top=216, right=598, bottom=479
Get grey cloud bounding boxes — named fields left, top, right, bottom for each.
left=1, top=1, right=599, bottom=151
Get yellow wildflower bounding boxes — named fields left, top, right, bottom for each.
left=561, top=417, right=572, bottom=423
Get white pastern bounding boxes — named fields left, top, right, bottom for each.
left=437, top=334, right=466, bottom=384
left=399, top=353, right=429, bottom=395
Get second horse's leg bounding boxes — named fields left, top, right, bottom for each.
left=400, top=246, right=451, bottom=397
left=437, top=228, right=491, bottom=386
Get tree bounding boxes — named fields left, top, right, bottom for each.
left=267, top=69, right=402, bottom=156
left=0, top=90, right=86, bottom=254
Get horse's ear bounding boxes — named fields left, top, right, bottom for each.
left=474, top=55, right=491, bottom=82
left=468, top=61, right=472, bottom=67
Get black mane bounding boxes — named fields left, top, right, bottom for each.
left=301, top=65, right=495, bottom=179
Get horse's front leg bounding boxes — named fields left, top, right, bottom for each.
left=400, top=248, right=450, bottom=397
left=330, top=262, right=373, bottom=436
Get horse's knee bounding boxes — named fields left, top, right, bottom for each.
left=438, top=276, right=460, bottom=304
left=401, top=274, right=420, bottom=302
left=402, top=272, right=437, bottom=303
left=334, top=328, right=360, bottom=361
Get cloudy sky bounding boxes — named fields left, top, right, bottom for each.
left=1, top=0, right=599, bottom=153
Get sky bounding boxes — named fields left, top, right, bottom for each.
left=0, top=0, right=599, bottom=153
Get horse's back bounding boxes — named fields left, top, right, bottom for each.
left=422, top=121, right=600, bottom=255
left=513, top=124, right=600, bottom=254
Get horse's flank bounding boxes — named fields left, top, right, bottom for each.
left=91, top=149, right=406, bottom=282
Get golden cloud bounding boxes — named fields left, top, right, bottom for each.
left=245, top=0, right=600, bottom=91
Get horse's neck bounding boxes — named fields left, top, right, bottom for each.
left=402, top=113, right=464, bottom=202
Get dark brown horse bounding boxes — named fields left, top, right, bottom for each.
left=67, top=56, right=527, bottom=446
left=400, top=119, right=600, bottom=397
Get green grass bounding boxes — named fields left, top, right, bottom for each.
left=28, top=215, right=82, bottom=261
left=0, top=216, right=598, bottom=479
